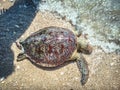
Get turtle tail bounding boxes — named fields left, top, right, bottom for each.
left=17, top=53, right=27, bottom=61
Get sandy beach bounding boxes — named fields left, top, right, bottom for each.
left=0, top=0, right=120, bottom=90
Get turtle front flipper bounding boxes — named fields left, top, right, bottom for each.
left=17, top=53, right=27, bottom=61
left=76, top=53, right=89, bottom=85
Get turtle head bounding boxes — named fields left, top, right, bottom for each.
left=74, top=30, right=82, bottom=37
left=77, top=34, right=92, bottom=54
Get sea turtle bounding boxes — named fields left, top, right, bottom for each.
left=16, top=26, right=92, bottom=85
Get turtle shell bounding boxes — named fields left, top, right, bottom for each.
left=20, top=26, right=77, bottom=67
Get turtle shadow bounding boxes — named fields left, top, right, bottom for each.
left=30, top=60, right=76, bottom=71
left=0, top=0, right=38, bottom=79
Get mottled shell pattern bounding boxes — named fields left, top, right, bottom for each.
left=20, top=27, right=77, bottom=67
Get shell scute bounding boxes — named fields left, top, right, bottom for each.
left=20, top=27, right=77, bottom=67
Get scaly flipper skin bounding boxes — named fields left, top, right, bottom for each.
left=76, top=53, right=89, bottom=85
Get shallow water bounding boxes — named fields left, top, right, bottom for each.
left=37, top=0, right=120, bottom=53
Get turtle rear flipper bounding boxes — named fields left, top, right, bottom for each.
left=17, top=53, right=27, bottom=61
left=76, top=53, right=89, bottom=85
